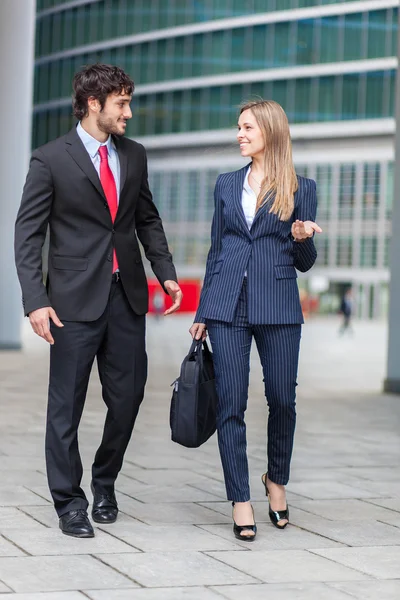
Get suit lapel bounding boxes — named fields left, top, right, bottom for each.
left=65, top=127, right=106, bottom=201
left=113, top=135, right=127, bottom=195
left=233, top=164, right=252, bottom=238
left=251, top=196, right=271, bottom=230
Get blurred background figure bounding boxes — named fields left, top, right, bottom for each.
left=152, top=289, right=166, bottom=321
left=339, top=288, right=354, bottom=335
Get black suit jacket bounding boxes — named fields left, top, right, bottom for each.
left=14, top=127, right=177, bottom=320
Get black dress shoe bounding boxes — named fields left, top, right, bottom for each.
left=59, top=510, right=94, bottom=538
left=91, top=482, right=118, bottom=524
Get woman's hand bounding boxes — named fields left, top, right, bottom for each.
left=189, top=323, right=207, bottom=340
left=291, top=219, right=322, bottom=242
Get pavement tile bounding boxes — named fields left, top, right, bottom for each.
left=0, top=508, right=48, bottom=531
left=97, top=523, right=243, bottom=551
left=118, top=469, right=223, bottom=487
left=118, top=500, right=232, bottom=525
left=379, top=516, right=400, bottom=528
left=335, top=467, right=400, bottom=483
left=295, top=518, right=400, bottom=546
left=363, top=497, right=400, bottom=512
left=0, top=535, right=26, bottom=557
left=285, top=481, right=386, bottom=500
left=23, top=487, right=52, bottom=503
left=16, top=506, right=61, bottom=529
left=0, top=487, right=50, bottom=507
left=2, top=528, right=140, bottom=556
left=329, top=580, right=400, bottom=599
left=312, top=546, right=400, bottom=579
left=0, top=580, right=11, bottom=592
left=96, top=552, right=258, bottom=586
left=120, top=484, right=224, bottom=503
left=211, top=582, right=353, bottom=600
left=0, top=471, right=48, bottom=486
left=123, top=455, right=200, bottom=470
left=0, top=556, right=134, bottom=592
left=206, top=550, right=371, bottom=583
left=85, top=588, right=222, bottom=600
left=0, top=594, right=86, bottom=599
left=198, top=522, right=344, bottom=550
left=289, top=499, right=399, bottom=521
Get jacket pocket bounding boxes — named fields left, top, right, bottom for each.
left=52, top=256, right=88, bottom=271
left=213, top=261, right=223, bottom=274
left=275, top=265, right=297, bottom=279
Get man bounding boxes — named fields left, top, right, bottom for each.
left=339, top=288, right=353, bottom=335
left=14, top=64, right=182, bottom=537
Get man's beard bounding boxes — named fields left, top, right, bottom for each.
left=97, top=114, right=126, bottom=137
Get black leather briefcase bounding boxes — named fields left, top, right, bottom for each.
left=170, top=338, right=217, bottom=448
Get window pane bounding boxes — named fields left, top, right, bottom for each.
left=294, top=78, right=311, bottom=122
left=230, top=29, right=247, bottom=72
left=336, top=237, right=353, bottom=267
left=318, top=77, right=337, bottom=120
left=274, top=22, right=292, bottom=67
left=319, top=17, right=339, bottom=62
left=339, top=164, right=355, bottom=220
left=360, top=237, right=378, bottom=267
left=386, top=162, right=393, bottom=219
left=344, top=13, right=365, bottom=61
left=342, top=74, right=360, bottom=120
left=362, top=163, right=380, bottom=220
left=365, top=72, right=385, bottom=118
left=316, top=165, right=332, bottom=220
left=296, top=19, right=316, bottom=65
left=368, top=10, right=389, bottom=58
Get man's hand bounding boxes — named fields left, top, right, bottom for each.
left=163, top=281, right=183, bottom=315
left=292, top=219, right=322, bottom=242
left=29, top=307, right=64, bottom=345
left=189, top=323, right=207, bottom=341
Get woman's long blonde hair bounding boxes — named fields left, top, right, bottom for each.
left=239, top=99, right=298, bottom=221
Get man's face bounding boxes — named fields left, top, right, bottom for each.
left=97, top=91, right=132, bottom=136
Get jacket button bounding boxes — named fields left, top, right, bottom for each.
left=104, top=203, right=108, bottom=209
left=107, top=254, right=112, bottom=261
left=112, top=228, right=115, bottom=234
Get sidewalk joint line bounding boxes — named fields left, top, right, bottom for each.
left=91, top=553, right=144, bottom=587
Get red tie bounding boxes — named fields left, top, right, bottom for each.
left=99, top=145, right=118, bottom=273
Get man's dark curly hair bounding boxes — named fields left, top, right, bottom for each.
left=72, top=63, right=135, bottom=120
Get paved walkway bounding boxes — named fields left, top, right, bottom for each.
left=0, top=315, right=399, bottom=599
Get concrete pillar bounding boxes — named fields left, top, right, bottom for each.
left=0, top=0, right=36, bottom=348
left=384, top=9, right=400, bottom=392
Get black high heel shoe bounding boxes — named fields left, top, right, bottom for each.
left=261, top=473, right=289, bottom=530
left=232, top=502, right=257, bottom=542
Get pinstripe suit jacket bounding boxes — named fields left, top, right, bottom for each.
left=195, top=164, right=317, bottom=325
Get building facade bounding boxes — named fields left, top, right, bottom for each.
left=34, top=0, right=398, bottom=318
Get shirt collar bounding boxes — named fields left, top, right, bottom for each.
left=243, top=166, right=254, bottom=194
left=76, top=122, right=114, bottom=159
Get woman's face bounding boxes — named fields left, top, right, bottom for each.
left=237, top=109, right=265, bottom=160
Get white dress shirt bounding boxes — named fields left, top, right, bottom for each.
left=76, top=122, right=121, bottom=200
left=242, top=167, right=257, bottom=277
left=242, top=167, right=257, bottom=230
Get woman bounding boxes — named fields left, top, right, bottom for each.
left=190, top=100, right=321, bottom=541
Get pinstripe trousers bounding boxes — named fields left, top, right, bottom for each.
left=207, top=280, right=301, bottom=502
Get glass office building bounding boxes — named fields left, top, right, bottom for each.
left=34, top=0, right=398, bottom=317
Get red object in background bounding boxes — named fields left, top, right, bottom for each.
left=148, top=279, right=201, bottom=313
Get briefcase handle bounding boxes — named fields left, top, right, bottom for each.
left=187, top=338, right=212, bottom=368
